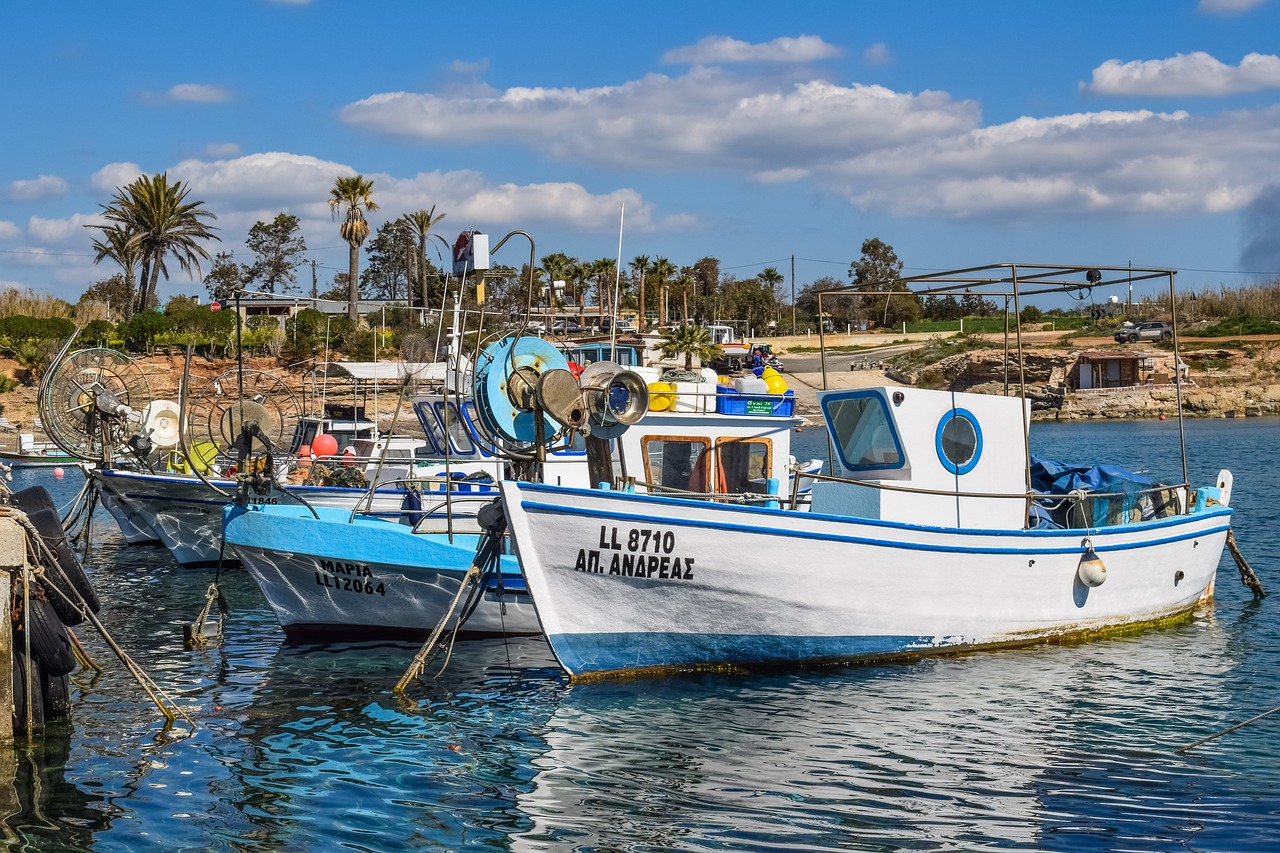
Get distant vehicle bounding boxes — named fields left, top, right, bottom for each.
left=1114, top=321, right=1173, bottom=343
left=552, top=320, right=583, bottom=335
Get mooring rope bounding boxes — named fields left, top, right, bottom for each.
left=1178, top=703, right=1280, bottom=753
left=8, top=507, right=194, bottom=728
left=1225, top=529, right=1265, bottom=598
left=394, top=523, right=506, bottom=695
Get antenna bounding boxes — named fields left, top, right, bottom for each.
left=611, top=203, right=625, bottom=361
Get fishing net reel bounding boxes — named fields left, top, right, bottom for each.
left=40, top=347, right=153, bottom=465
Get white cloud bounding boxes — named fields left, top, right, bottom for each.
left=663, top=35, right=842, bottom=65
left=340, top=68, right=979, bottom=174
left=91, top=162, right=145, bottom=193
left=27, top=212, right=104, bottom=244
left=831, top=107, right=1280, bottom=219
left=166, top=83, right=233, bottom=103
left=206, top=142, right=242, bottom=158
left=1084, top=52, right=1280, bottom=96
left=0, top=221, right=22, bottom=239
left=1199, top=0, right=1268, bottom=15
left=863, top=43, right=892, bottom=66
left=448, top=58, right=489, bottom=75
left=9, top=175, right=68, bottom=201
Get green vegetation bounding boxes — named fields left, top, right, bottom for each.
left=1194, top=314, right=1280, bottom=337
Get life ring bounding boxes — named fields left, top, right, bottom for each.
left=25, top=505, right=101, bottom=620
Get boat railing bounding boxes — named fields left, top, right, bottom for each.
left=794, top=469, right=1189, bottom=529
left=344, top=473, right=499, bottom=527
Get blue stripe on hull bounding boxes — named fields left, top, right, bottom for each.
left=548, top=632, right=943, bottom=676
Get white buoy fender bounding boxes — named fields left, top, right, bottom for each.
left=1077, top=540, right=1107, bottom=587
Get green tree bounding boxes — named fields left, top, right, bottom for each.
left=117, top=309, right=170, bottom=354
left=849, top=237, right=920, bottom=327
left=657, top=324, right=720, bottom=371
left=540, top=252, right=576, bottom=312
left=650, top=257, right=676, bottom=327
left=244, top=213, right=307, bottom=293
left=402, top=206, right=447, bottom=311
left=94, top=172, right=220, bottom=314
left=690, top=257, right=721, bottom=300
left=361, top=219, right=415, bottom=300
left=203, top=251, right=245, bottom=302
left=79, top=273, right=136, bottom=321
left=630, top=255, right=651, bottom=331
left=329, top=174, right=379, bottom=322
left=88, top=224, right=143, bottom=317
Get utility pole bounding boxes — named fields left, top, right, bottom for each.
left=310, top=260, right=318, bottom=300
left=791, top=254, right=796, bottom=335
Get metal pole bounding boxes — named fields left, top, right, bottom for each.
left=1168, top=270, right=1189, bottom=493
left=1010, top=267, right=1031, bottom=525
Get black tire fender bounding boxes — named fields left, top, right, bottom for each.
left=24, top=506, right=101, bottom=619
left=24, top=593, right=78, bottom=678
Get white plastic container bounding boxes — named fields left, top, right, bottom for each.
left=734, top=377, right=769, bottom=394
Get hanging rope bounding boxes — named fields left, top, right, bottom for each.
left=394, top=510, right=507, bottom=695
left=1178, top=703, right=1280, bottom=753
left=1226, top=529, right=1265, bottom=598
left=9, top=506, right=194, bottom=729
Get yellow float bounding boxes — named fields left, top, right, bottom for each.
left=647, top=381, right=676, bottom=411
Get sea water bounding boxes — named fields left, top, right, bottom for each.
left=3, top=417, right=1280, bottom=851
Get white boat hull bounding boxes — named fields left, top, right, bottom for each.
left=501, top=481, right=1233, bottom=678
left=93, top=468, right=487, bottom=566
left=223, top=504, right=538, bottom=640
left=97, top=485, right=163, bottom=545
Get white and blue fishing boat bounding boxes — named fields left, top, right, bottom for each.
left=224, top=334, right=819, bottom=640
left=498, top=263, right=1241, bottom=679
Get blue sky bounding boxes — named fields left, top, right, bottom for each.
left=4, top=0, right=1280, bottom=308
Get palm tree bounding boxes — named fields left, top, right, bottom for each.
left=540, top=252, right=576, bottom=314
left=402, top=206, right=446, bottom=313
left=97, top=173, right=220, bottom=313
left=650, top=257, right=676, bottom=328
left=590, top=258, right=617, bottom=323
left=673, top=273, right=696, bottom=325
left=88, top=223, right=144, bottom=317
left=759, top=266, right=784, bottom=329
left=630, top=255, right=650, bottom=331
left=329, top=175, right=379, bottom=322
left=657, top=323, right=720, bottom=371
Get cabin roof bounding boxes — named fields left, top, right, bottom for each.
left=311, top=362, right=445, bottom=382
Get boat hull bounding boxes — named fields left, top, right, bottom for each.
left=0, top=450, right=82, bottom=468
left=500, top=481, right=1233, bottom=678
left=223, top=504, right=538, bottom=640
left=93, top=468, right=489, bottom=566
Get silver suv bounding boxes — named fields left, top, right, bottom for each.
left=1114, top=321, right=1173, bottom=343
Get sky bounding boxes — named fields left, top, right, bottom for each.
left=4, top=0, right=1280, bottom=310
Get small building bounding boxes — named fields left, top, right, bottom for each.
left=1066, top=350, right=1191, bottom=391
left=1067, top=351, right=1145, bottom=390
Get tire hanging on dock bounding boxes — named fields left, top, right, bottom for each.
left=10, top=487, right=101, bottom=616
left=22, top=591, right=78, bottom=678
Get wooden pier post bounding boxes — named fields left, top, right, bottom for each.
left=0, top=519, right=18, bottom=746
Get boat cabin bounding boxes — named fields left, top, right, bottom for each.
left=288, top=403, right=378, bottom=455
left=812, top=387, right=1028, bottom=530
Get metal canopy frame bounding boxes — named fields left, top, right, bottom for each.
left=815, top=262, right=1188, bottom=500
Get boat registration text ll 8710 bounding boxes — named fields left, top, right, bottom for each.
left=573, top=525, right=695, bottom=579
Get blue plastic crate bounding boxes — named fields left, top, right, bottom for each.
left=714, top=389, right=794, bottom=416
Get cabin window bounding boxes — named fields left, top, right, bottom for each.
left=823, top=394, right=904, bottom=470
left=642, top=436, right=711, bottom=492
left=412, top=402, right=445, bottom=454
left=433, top=402, right=477, bottom=455
left=714, top=438, right=772, bottom=494
left=936, top=409, right=982, bottom=475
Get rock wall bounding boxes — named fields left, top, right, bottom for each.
left=1045, top=384, right=1280, bottom=421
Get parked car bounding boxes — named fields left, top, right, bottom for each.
left=552, top=320, right=583, bottom=335
left=1114, top=321, right=1174, bottom=343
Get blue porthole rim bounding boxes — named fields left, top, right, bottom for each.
left=935, top=407, right=982, bottom=475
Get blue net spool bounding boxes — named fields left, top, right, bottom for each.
left=472, top=336, right=570, bottom=444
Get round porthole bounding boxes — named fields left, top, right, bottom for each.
left=936, top=409, right=981, bottom=475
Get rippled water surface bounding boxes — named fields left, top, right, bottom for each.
left=5, top=417, right=1280, bottom=851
